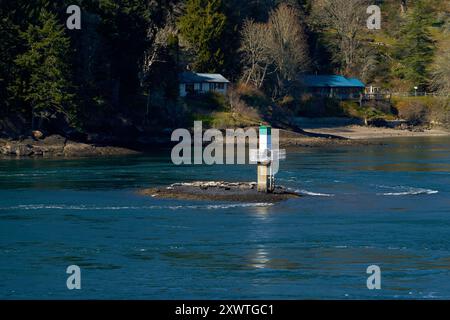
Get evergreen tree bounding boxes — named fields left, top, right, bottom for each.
left=11, top=10, right=75, bottom=129
left=79, top=0, right=178, bottom=110
left=178, top=0, right=227, bottom=73
left=394, top=0, right=434, bottom=89
left=0, top=15, right=20, bottom=114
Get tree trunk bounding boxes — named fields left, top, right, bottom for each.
left=401, top=1, right=408, bottom=14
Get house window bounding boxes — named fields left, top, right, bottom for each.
left=211, top=83, right=225, bottom=90
left=185, top=84, right=194, bottom=94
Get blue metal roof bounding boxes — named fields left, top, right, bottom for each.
left=347, top=78, right=366, bottom=87
left=179, top=72, right=230, bottom=84
left=299, top=75, right=365, bottom=88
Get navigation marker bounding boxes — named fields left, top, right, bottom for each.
left=250, top=126, right=286, bottom=193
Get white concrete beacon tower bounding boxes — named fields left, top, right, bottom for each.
left=257, top=126, right=274, bottom=193
left=249, top=125, right=285, bottom=193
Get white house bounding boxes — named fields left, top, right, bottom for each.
left=179, top=72, right=230, bottom=97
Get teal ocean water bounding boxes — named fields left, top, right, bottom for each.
left=1, top=137, right=450, bottom=299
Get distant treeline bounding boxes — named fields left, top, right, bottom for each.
left=0, top=0, right=448, bottom=133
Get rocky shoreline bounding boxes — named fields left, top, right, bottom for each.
left=0, top=134, right=139, bottom=157
left=0, top=130, right=363, bottom=158
left=139, top=181, right=301, bottom=203
left=3, top=124, right=446, bottom=158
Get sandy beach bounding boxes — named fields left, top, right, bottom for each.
left=302, top=125, right=450, bottom=140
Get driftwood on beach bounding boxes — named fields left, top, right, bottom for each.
left=140, top=181, right=301, bottom=203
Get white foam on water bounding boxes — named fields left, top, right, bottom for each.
left=376, top=185, right=439, bottom=196
left=202, top=203, right=273, bottom=209
left=0, top=202, right=273, bottom=211
left=0, top=171, right=59, bottom=177
left=1, top=204, right=154, bottom=210
left=380, top=190, right=438, bottom=196
left=295, top=189, right=335, bottom=197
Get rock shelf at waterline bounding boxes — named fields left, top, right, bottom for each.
left=139, top=181, right=301, bottom=203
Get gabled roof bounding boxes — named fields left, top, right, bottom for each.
left=179, top=72, right=230, bottom=84
left=299, top=75, right=365, bottom=88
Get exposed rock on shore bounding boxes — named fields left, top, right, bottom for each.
left=139, top=181, right=301, bottom=203
left=0, top=134, right=138, bottom=157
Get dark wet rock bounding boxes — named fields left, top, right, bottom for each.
left=31, top=130, right=44, bottom=140
left=63, top=141, right=97, bottom=156
left=139, top=181, right=301, bottom=203
left=0, top=134, right=138, bottom=157
left=0, top=142, right=33, bottom=156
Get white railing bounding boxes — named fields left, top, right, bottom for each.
left=249, top=149, right=286, bottom=163
left=390, top=92, right=449, bottom=97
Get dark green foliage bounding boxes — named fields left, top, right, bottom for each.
left=10, top=10, right=75, bottom=129
left=178, top=0, right=227, bottom=73
left=393, top=0, right=434, bottom=89
left=0, top=15, right=20, bottom=114
left=1, top=0, right=181, bottom=131
left=0, top=0, right=446, bottom=136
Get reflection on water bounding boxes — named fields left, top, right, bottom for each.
left=251, top=204, right=271, bottom=220
left=250, top=246, right=270, bottom=269
left=0, top=136, right=450, bottom=299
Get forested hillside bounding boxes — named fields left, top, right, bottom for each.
left=0, top=0, right=449, bottom=139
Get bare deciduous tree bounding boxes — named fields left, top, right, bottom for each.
left=142, top=24, right=177, bottom=76
left=267, top=4, right=310, bottom=83
left=312, top=0, right=371, bottom=78
left=239, top=4, right=310, bottom=94
left=431, top=36, right=450, bottom=95
left=240, top=20, right=271, bottom=88
left=141, top=4, right=180, bottom=79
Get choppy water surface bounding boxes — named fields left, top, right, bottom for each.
left=0, top=137, right=449, bottom=299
